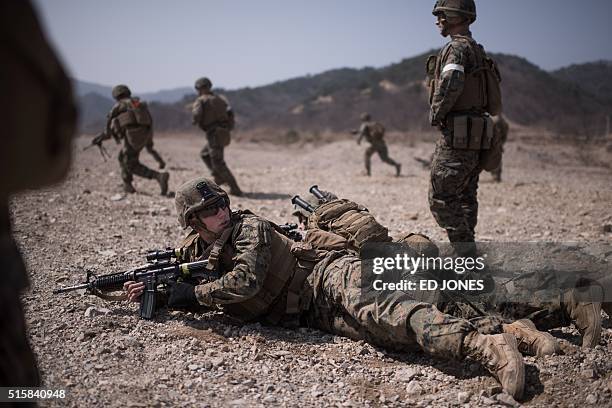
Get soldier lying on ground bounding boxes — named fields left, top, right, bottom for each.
left=121, top=177, right=590, bottom=400
left=291, top=187, right=604, bottom=349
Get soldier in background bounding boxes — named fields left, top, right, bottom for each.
left=192, top=77, right=243, bottom=196
left=354, top=113, right=401, bottom=177
left=489, top=114, right=509, bottom=182
left=427, top=0, right=501, bottom=254
left=104, top=85, right=169, bottom=195
left=0, top=0, right=77, bottom=394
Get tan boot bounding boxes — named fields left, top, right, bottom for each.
left=503, top=319, right=560, bottom=357
left=563, top=285, right=602, bottom=348
left=158, top=172, right=169, bottom=196
left=463, top=332, right=525, bottom=400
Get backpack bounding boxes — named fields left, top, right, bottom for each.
left=369, top=122, right=385, bottom=141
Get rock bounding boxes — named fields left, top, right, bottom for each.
left=211, top=357, right=225, bottom=368
left=405, top=381, right=423, bottom=396
left=585, top=394, right=598, bottom=404
left=486, top=385, right=503, bottom=397
left=457, top=391, right=471, bottom=404
left=84, top=306, right=112, bottom=318
left=480, top=396, right=496, bottom=405
left=394, top=367, right=419, bottom=383
left=188, top=364, right=200, bottom=371
left=582, top=368, right=597, bottom=379
left=110, top=193, right=125, bottom=202
left=602, top=224, right=612, bottom=234
left=496, top=393, right=520, bottom=407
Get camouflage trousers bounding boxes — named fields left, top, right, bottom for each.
left=0, top=287, right=40, bottom=390
left=201, top=129, right=240, bottom=192
left=428, top=136, right=481, bottom=243
left=302, top=254, right=484, bottom=360
left=364, top=142, right=398, bottom=174
left=118, top=144, right=160, bottom=186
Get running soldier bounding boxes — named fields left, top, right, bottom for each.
left=192, top=77, right=243, bottom=196
left=104, top=85, right=169, bottom=195
left=354, top=113, right=401, bottom=176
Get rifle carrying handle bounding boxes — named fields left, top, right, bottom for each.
left=139, top=276, right=157, bottom=319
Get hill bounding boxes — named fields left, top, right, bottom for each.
left=76, top=53, right=612, bottom=137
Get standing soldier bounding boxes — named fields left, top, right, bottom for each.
left=192, top=77, right=243, bottom=196
left=427, top=0, right=502, bottom=254
left=1, top=0, right=77, bottom=394
left=104, top=85, right=169, bottom=195
left=355, top=113, right=401, bottom=176
left=489, top=114, right=509, bottom=182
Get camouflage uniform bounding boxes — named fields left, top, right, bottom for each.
left=192, top=88, right=242, bottom=195
left=105, top=95, right=169, bottom=194
left=357, top=120, right=401, bottom=176
left=428, top=30, right=492, bottom=245
left=0, top=0, right=77, bottom=394
left=488, top=114, right=509, bottom=182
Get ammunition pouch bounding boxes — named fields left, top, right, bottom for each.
left=449, top=114, right=493, bottom=151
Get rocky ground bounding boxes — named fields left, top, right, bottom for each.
left=12, top=131, right=612, bottom=407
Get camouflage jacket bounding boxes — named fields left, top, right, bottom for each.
left=191, top=93, right=233, bottom=132
left=357, top=121, right=385, bottom=146
left=429, top=31, right=485, bottom=126
left=180, top=211, right=292, bottom=310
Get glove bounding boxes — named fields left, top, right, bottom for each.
left=167, top=282, right=198, bottom=309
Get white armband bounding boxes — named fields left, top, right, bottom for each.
left=442, top=64, right=464, bottom=74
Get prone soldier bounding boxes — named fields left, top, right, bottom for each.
left=1, top=0, right=77, bottom=395
left=121, top=177, right=594, bottom=400
left=354, top=113, right=401, bottom=177
left=104, top=85, right=169, bottom=195
left=192, top=77, right=243, bottom=196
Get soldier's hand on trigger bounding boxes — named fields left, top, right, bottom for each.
left=123, top=281, right=145, bottom=303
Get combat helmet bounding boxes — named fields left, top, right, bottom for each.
left=360, top=112, right=371, bottom=122
left=175, top=177, right=230, bottom=229
left=111, top=84, right=131, bottom=100
left=194, top=77, right=213, bottom=91
left=432, top=0, right=476, bottom=22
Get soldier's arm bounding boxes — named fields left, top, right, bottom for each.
left=430, top=43, right=466, bottom=127
left=105, top=103, right=121, bottom=134
left=194, top=218, right=272, bottom=307
left=357, top=124, right=367, bottom=144
left=191, top=98, right=205, bottom=126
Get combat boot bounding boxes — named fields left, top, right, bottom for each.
left=123, top=183, right=136, bottom=194
left=157, top=172, right=169, bottom=196
left=502, top=319, right=560, bottom=357
left=562, top=284, right=602, bottom=348
left=395, top=163, right=401, bottom=177
left=463, top=332, right=525, bottom=400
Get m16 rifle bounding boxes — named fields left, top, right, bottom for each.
left=83, top=131, right=111, bottom=161
left=54, top=249, right=218, bottom=319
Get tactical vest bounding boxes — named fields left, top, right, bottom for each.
left=307, top=199, right=391, bottom=250
left=431, top=35, right=501, bottom=115
left=114, top=98, right=153, bottom=151
left=195, top=93, right=231, bottom=132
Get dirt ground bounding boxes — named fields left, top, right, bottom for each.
left=12, top=131, right=612, bottom=407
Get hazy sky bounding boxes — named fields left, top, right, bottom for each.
left=34, top=0, right=612, bottom=93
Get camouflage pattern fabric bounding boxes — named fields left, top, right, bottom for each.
left=489, top=115, right=509, bottom=181
left=118, top=142, right=161, bottom=187
left=200, top=129, right=241, bottom=193
left=428, top=135, right=480, bottom=243
left=429, top=31, right=485, bottom=244
left=358, top=122, right=399, bottom=173
left=302, top=252, right=479, bottom=358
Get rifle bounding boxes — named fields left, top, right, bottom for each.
left=278, top=222, right=303, bottom=242
left=54, top=249, right=217, bottom=319
left=84, top=132, right=111, bottom=161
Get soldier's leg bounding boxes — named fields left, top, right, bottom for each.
left=459, top=170, right=480, bottom=238
left=200, top=141, right=214, bottom=172
left=209, top=141, right=242, bottom=196
left=376, top=143, right=401, bottom=176
left=118, top=148, right=135, bottom=193
left=305, top=254, right=524, bottom=399
left=364, top=146, right=375, bottom=176
left=428, top=141, right=480, bottom=244
left=123, top=147, right=169, bottom=195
